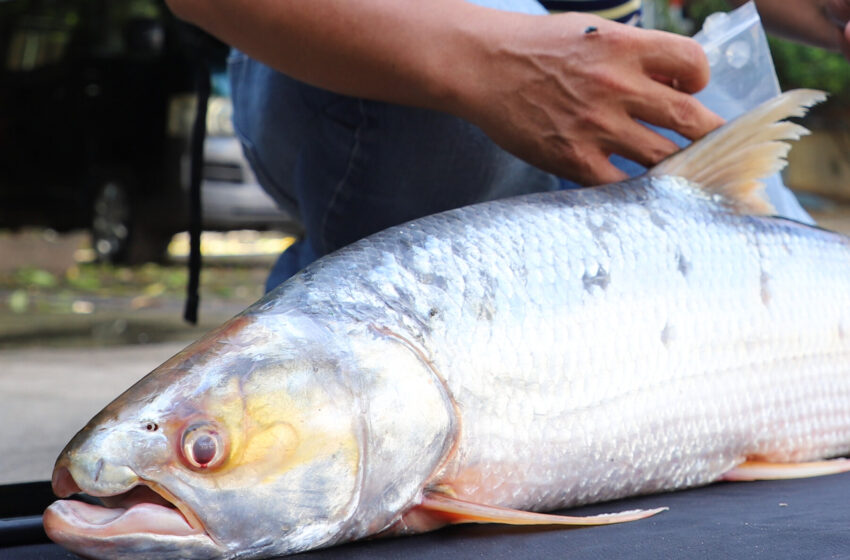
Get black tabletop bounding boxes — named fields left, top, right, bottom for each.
left=3, top=473, right=849, bottom=559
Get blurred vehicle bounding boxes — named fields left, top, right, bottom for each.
left=0, top=0, right=300, bottom=264
left=171, top=73, right=295, bottom=234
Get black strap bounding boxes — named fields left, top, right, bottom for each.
left=183, top=58, right=210, bottom=324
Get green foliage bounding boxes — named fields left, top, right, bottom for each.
left=16, top=267, right=58, bottom=288
left=768, top=37, right=850, bottom=98
left=66, top=266, right=103, bottom=292
left=7, top=290, right=29, bottom=314
left=681, top=0, right=728, bottom=26
left=1, top=261, right=266, bottom=312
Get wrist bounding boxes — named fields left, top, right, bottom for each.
left=418, top=6, right=521, bottom=121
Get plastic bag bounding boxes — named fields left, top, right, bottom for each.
left=692, top=1, right=780, bottom=120
left=692, top=1, right=812, bottom=222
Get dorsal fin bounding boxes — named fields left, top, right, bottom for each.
left=649, top=89, right=826, bottom=215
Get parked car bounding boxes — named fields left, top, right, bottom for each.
left=0, top=0, right=300, bottom=264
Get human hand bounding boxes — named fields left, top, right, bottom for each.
left=825, top=0, right=850, bottom=59
left=449, top=12, right=724, bottom=186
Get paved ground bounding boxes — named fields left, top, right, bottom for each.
left=0, top=229, right=283, bottom=485
left=0, top=342, right=187, bottom=484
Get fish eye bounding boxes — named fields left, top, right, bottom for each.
left=144, top=422, right=158, bottom=432
left=181, top=423, right=226, bottom=470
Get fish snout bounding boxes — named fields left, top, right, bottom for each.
left=51, top=466, right=82, bottom=498
left=53, top=453, right=140, bottom=498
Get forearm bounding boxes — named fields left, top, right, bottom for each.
left=168, top=0, right=723, bottom=185
left=165, top=0, right=505, bottom=116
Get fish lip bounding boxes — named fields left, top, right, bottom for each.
left=43, top=500, right=223, bottom=560
left=46, top=466, right=216, bottom=549
left=144, top=479, right=208, bottom=535
left=52, top=464, right=83, bottom=498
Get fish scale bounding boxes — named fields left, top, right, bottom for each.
left=300, top=176, right=850, bottom=511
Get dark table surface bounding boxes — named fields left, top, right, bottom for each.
left=3, top=472, right=850, bottom=559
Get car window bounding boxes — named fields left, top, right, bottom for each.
left=90, top=0, right=163, bottom=58
left=211, top=67, right=231, bottom=98
left=5, top=3, right=78, bottom=72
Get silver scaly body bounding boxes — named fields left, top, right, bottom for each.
left=259, top=174, right=850, bottom=517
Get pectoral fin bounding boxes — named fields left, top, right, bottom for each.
left=722, top=458, right=850, bottom=481
left=420, top=492, right=667, bottom=527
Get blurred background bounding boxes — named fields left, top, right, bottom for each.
left=0, top=0, right=306, bottom=486
left=1, top=0, right=849, bottom=487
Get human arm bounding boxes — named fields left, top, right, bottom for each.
left=166, top=0, right=723, bottom=185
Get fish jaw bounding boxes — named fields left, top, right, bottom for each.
left=44, top=464, right=224, bottom=560
left=43, top=498, right=221, bottom=560
left=42, top=376, right=226, bottom=560
left=42, top=310, right=377, bottom=559
left=40, top=316, right=249, bottom=560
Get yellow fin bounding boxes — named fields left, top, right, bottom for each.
left=420, top=492, right=667, bottom=527
left=722, top=458, right=850, bottom=481
left=649, top=89, right=827, bottom=215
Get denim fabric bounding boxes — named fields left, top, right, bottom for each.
left=230, top=0, right=810, bottom=291
left=229, top=0, right=560, bottom=291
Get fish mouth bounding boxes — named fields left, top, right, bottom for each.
left=44, top=467, right=221, bottom=559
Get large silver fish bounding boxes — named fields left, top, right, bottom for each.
left=44, top=89, right=850, bottom=560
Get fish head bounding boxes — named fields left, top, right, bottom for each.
left=43, top=312, right=379, bottom=559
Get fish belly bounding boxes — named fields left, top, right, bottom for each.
left=336, top=177, right=850, bottom=512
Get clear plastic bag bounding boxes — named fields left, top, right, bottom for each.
left=691, top=1, right=811, bottom=222
left=692, top=1, right=780, bottom=120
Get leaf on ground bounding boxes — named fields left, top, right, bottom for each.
left=8, top=290, right=29, bottom=313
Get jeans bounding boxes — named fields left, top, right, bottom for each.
left=229, top=0, right=811, bottom=291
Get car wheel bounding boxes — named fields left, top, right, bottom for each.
left=91, top=179, right=131, bottom=262
left=90, top=177, right=172, bottom=265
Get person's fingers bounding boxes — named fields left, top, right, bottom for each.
left=626, top=81, right=724, bottom=141
left=601, top=119, right=681, bottom=169
left=635, top=31, right=712, bottom=94
left=824, top=0, right=850, bottom=56
left=841, top=25, right=850, bottom=61
left=826, top=0, right=850, bottom=29
left=555, top=146, right=629, bottom=187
